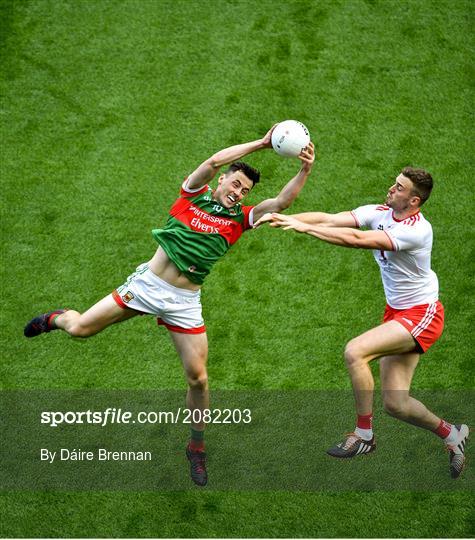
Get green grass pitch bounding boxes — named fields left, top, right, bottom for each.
left=1, top=0, right=474, bottom=537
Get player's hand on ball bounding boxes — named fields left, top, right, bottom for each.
left=298, top=141, right=315, bottom=171
left=261, top=124, right=279, bottom=148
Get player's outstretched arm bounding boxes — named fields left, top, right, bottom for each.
left=292, top=211, right=357, bottom=227
left=252, top=142, right=315, bottom=223
left=261, top=213, right=394, bottom=250
left=255, top=210, right=356, bottom=228
left=185, top=125, right=277, bottom=190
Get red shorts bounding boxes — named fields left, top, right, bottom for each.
left=383, top=301, right=444, bottom=353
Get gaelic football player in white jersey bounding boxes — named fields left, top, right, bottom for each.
left=24, top=125, right=315, bottom=486
left=255, top=167, right=469, bottom=479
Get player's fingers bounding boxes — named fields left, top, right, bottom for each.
left=301, top=149, right=315, bottom=163
left=255, top=212, right=275, bottom=226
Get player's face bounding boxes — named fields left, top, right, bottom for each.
left=386, top=174, right=419, bottom=211
left=214, top=171, right=254, bottom=208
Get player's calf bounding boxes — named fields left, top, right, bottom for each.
left=58, top=315, right=98, bottom=337
left=382, top=393, right=410, bottom=419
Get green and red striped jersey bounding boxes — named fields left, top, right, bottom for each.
left=152, top=182, right=254, bottom=284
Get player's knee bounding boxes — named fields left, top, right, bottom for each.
left=344, top=340, right=364, bottom=368
left=67, top=323, right=96, bottom=338
left=187, top=371, right=208, bottom=391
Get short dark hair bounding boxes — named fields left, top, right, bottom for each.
left=401, top=166, right=433, bottom=205
left=225, top=161, right=260, bottom=185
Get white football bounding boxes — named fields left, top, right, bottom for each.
left=271, top=120, right=310, bottom=158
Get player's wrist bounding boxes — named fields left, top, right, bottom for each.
left=257, top=138, right=270, bottom=150
left=300, top=163, right=313, bottom=174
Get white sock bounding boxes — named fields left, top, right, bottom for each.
left=355, top=426, right=373, bottom=441
left=443, top=424, right=458, bottom=445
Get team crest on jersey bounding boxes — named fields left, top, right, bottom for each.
left=188, top=265, right=196, bottom=273
left=229, top=208, right=237, bottom=216
left=122, top=291, right=135, bottom=303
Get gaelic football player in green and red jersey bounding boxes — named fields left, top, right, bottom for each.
left=24, top=125, right=315, bottom=486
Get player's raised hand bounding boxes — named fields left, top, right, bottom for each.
left=298, top=141, right=315, bottom=171
left=261, top=124, right=279, bottom=148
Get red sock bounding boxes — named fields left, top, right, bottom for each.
left=189, top=439, right=205, bottom=452
left=433, top=419, right=452, bottom=439
left=357, top=413, right=373, bottom=430
left=47, top=309, right=66, bottom=329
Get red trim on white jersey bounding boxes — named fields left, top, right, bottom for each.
left=383, top=231, right=396, bottom=251
left=404, top=212, right=421, bottom=227
left=392, top=209, right=420, bottom=223
left=352, top=203, right=437, bottom=308
left=350, top=210, right=360, bottom=228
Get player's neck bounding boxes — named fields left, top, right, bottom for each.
left=392, top=207, right=420, bottom=222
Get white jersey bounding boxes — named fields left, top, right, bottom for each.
left=351, top=204, right=439, bottom=309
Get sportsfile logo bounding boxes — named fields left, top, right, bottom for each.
left=41, top=408, right=140, bottom=427
left=40, top=407, right=252, bottom=427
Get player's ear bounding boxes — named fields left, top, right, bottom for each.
left=411, top=194, right=421, bottom=207
left=217, top=174, right=225, bottom=185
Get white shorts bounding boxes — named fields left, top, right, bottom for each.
left=112, top=263, right=206, bottom=334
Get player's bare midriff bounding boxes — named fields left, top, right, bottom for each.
left=148, top=246, right=201, bottom=291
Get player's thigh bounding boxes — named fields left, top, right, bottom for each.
left=380, top=352, right=420, bottom=391
left=78, top=294, right=139, bottom=333
left=169, top=331, right=208, bottom=377
left=348, top=320, right=418, bottom=361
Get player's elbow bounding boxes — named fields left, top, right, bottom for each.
left=274, top=196, right=292, bottom=212
left=208, top=156, right=221, bottom=170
